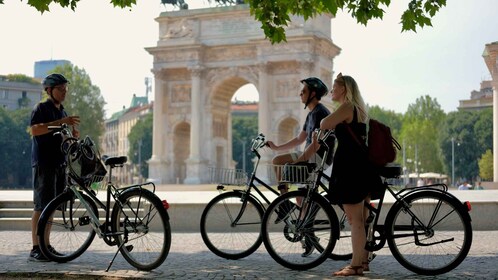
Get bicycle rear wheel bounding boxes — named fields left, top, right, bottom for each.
left=329, top=205, right=352, bottom=260
left=386, top=190, right=472, bottom=275
left=38, top=190, right=97, bottom=262
left=262, top=191, right=338, bottom=270
left=112, top=188, right=171, bottom=271
left=200, top=190, right=265, bottom=259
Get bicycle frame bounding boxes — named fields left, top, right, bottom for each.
left=226, top=134, right=280, bottom=227
left=364, top=180, right=471, bottom=253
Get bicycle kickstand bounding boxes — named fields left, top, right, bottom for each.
left=106, top=237, right=130, bottom=272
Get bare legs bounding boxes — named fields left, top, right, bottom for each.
left=272, top=154, right=294, bottom=194
left=333, top=201, right=367, bottom=276
left=31, top=210, right=42, bottom=246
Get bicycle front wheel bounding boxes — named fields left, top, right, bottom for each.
left=112, top=188, right=171, bottom=271
left=200, top=191, right=265, bottom=259
left=329, top=205, right=352, bottom=260
left=386, top=190, right=472, bottom=275
left=38, top=190, right=97, bottom=263
left=262, top=191, right=338, bottom=270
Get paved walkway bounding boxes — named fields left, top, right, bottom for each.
left=0, top=230, right=497, bottom=279
left=1, top=185, right=498, bottom=279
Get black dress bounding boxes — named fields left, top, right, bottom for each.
left=327, top=108, right=383, bottom=204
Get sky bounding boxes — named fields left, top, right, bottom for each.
left=0, top=0, right=497, bottom=118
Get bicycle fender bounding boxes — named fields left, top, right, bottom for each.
left=389, top=189, right=472, bottom=223
left=118, top=188, right=170, bottom=221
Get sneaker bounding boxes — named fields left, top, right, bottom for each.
left=274, top=200, right=295, bottom=223
left=301, top=235, right=318, bottom=257
left=28, top=247, right=49, bottom=262
left=48, top=245, right=63, bottom=256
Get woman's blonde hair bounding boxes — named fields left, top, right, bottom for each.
left=335, top=73, right=368, bottom=123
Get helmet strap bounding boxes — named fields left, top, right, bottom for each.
left=304, top=92, right=316, bottom=109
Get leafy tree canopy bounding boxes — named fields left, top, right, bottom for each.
left=478, top=149, right=493, bottom=181
left=5, top=0, right=447, bottom=43
left=0, top=74, right=40, bottom=85
left=49, top=63, right=106, bottom=145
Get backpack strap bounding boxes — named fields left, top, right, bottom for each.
left=345, top=124, right=367, bottom=151
left=345, top=107, right=367, bottom=151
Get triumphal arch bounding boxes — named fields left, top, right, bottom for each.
left=146, top=5, right=340, bottom=184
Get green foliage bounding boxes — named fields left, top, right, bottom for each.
left=246, top=0, right=447, bottom=43
left=51, top=63, right=106, bottom=146
left=22, top=0, right=136, bottom=13
left=478, top=149, right=493, bottom=181
left=439, top=109, right=491, bottom=183
left=128, top=113, right=153, bottom=179
left=232, top=115, right=258, bottom=172
left=0, top=74, right=40, bottom=85
left=400, top=96, right=445, bottom=174
left=0, top=107, right=31, bottom=187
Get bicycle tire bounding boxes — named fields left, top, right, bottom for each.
left=111, top=188, right=171, bottom=271
left=262, top=191, right=339, bottom=270
left=385, top=190, right=472, bottom=275
left=200, top=190, right=265, bottom=259
left=329, top=205, right=353, bottom=260
left=38, top=190, right=97, bottom=262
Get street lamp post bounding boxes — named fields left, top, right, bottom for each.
left=138, top=139, right=143, bottom=183
left=240, top=139, right=246, bottom=172
left=451, top=137, right=455, bottom=186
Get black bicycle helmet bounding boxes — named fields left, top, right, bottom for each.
left=300, top=77, right=328, bottom=109
left=42, top=73, right=69, bottom=90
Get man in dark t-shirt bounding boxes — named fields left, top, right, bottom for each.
left=29, top=73, right=80, bottom=262
left=266, top=77, right=335, bottom=257
left=267, top=77, right=334, bottom=191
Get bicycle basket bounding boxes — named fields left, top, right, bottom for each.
left=278, top=163, right=316, bottom=184
left=208, top=167, right=248, bottom=186
left=66, top=136, right=107, bottom=187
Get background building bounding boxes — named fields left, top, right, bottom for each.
left=0, top=76, right=42, bottom=110
left=458, top=80, right=493, bottom=111
left=34, top=59, right=71, bottom=79
left=100, top=94, right=152, bottom=185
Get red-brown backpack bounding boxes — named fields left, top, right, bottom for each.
left=346, top=118, right=401, bottom=167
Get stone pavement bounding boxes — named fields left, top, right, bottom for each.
left=0, top=230, right=497, bottom=279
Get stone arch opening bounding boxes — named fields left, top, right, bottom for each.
left=173, top=122, right=190, bottom=183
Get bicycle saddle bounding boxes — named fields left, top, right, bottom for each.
left=104, top=156, right=128, bottom=166
left=378, top=164, right=402, bottom=179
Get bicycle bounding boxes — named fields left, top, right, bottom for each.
left=200, top=133, right=284, bottom=259
left=262, top=129, right=473, bottom=275
left=37, top=124, right=171, bottom=271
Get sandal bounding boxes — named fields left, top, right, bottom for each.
left=333, top=265, right=364, bottom=276
left=362, top=262, right=369, bottom=272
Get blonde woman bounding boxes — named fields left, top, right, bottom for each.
left=320, top=73, right=382, bottom=276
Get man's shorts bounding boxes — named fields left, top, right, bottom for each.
left=33, top=165, right=66, bottom=211
left=289, top=151, right=330, bottom=170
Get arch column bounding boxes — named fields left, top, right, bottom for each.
left=493, top=81, right=498, bottom=182
left=148, top=72, right=169, bottom=183
left=184, top=66, right=205, bottom=184
left=258, top=63, right=270, bottom=138
left=483, top=42, right=498, bottom=183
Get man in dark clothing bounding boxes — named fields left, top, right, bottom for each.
left=29, top=73, right=80, bottom=261
left=266, top=77, right=334, bottom=257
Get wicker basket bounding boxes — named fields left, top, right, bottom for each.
left=208, top=167, right=248, bottom=186
left=269, top=164, right=316, bottom=184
